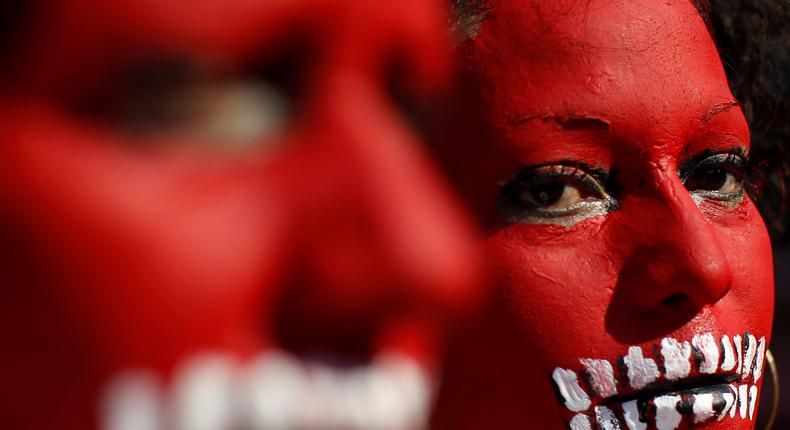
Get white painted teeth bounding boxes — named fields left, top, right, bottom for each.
left=241, top=351, right=311, bottom=429
left=691, top=393, right=715, bottom=423
left=621, top=400, right=646, bottom=430
left=171, top=354, right=237, bottom=430
left=719, top=390, right=735, bottom=421
left=555, top=332, right=768, bottom=430
left=754, top=337, right=767, bottom=382
left=734, top=334, right=744, bottom=375
left=728, top=384, right=738, bottom=418
left=553, top=368, right=592, bottom=412
left=721, top=335, right=736, bottom=371
left=595, top=405, right=621, bottom=430
left=566, top=385, right=759, bottom=430
left=103, top=351, right=432, bottom=430
left=742, top=334, right=757, bottom=379
left=748, top=385, right=758, bottom=420
left=622, top=346, right=659, bottom=390
left=102, top=372, right=161, bottom=430
left=654, top=395, right=682, bottom=430
left=570, top=413, right=593, bottom=430
left=660, top=338, right=691, bottom=380
left=738, top=384, right=748, bottom=418
left=580, top=358, right=618, bottom=398
left=691, top=333, right=719, bottom=374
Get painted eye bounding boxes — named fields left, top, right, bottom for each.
left=521, top=179, right=587, bottom=210
left=682, top=153, right=746, bottom=198
left=685, top=167, right=741, bottom=194
left=498, top=164, right=615, bottom=225
left=68, top=47, right=308, bottom=152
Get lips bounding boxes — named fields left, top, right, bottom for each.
left=552, top=332, right=766, bottom=430
left=102, top=350, right=432, bottom=430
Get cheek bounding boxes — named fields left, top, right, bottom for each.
left=485, top=221, right=616, bottom=363
left=714, top=200, right=774, bottom=334
left=0, top=108, right=292, bottom=365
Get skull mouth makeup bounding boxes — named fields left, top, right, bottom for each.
left=431, top=0, right=775, bottom=429
left=103, top=351, right=432, bottom=430
left=553, top=332, right=767, bottom=429
left=0, top=0, right=486, bottom=429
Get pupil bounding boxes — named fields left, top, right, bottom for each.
left=697, top=168, right=727, bottom=191
left=529, top=181, right=565, bottom=205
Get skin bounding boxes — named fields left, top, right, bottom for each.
left=0, top=1, right=485, bottom=428
left=433, top=0, right=774, bottom=428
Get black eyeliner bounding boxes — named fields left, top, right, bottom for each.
left=678, top=146, right=748, bottom=182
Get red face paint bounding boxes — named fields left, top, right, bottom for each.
left=0, top=1, right=485, bottom=428
left=434, top=1, right=773, bottom=428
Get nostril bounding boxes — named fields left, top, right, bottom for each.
left=661, top=293, right=691, bottom=310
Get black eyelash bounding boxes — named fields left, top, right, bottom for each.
left=678, top=146, right=749, bottom=183
left=510, top=161, right=610, bottom=187
left=498, top=161, right=615, bottom=213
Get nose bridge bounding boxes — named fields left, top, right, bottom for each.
left=625, top=165, right=732, bottom=310
left=301, top=66, right=482, bottom=314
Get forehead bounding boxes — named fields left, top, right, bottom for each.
left=468, top=0, right=735, bottom=130
left=28, top=0, right=323, bottom=61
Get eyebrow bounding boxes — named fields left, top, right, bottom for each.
left=700, top=100, right=740, bottom=125
left=513, top=114, right=611, bottom=132
left=515, top=102, right=740, bottom=130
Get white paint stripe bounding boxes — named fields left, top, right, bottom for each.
left=754, top=337, right=766, bottom=382
left=655, top=395, right=682, bottom=430
left=103, top=351, right=435, bottom=430
left=622, top=400, right=647, bottom=430
left=102, top=372, right=161, bottom=430
left=738, top=384, right=748, bottom=418
left=595, top=405, right=622, bottom=430
left=734, top=334, right=743, bottom=375
left=660, top=338, right=692, bottom=380
left=742, top=334, right=757, bottom=379
left=571, top=414, right=592, bottom=430
left=728, top=384, right=738, bottom=418
left=692, top=333, right=719, bottom=374
left=749, top=385, right=758, bottom=420
left=171, top=354, right=237, bottom=430
left=366, top=353, right=433, bottom=430
left=624, top=346, right=660, bottom=390
left=721, top=335, right=736, bottom=372
left=692, top=393, right=715, bottom=423
left=570, top=413, right=593, bottom=430
left=552, top=368, right=591, bottom=412
left=719, top=392, right=734, bottom=421
left=242, top=351, right=310, bottom=429
left=580, top=358, right=617, bottom=398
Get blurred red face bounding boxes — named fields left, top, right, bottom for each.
left=0, top=0, right=484, bottom=429
left=434, top=0, right=773, bottom=429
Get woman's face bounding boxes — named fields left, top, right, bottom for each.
left=434, top=0, right=774, bottom=429
left=0, top=0, right=484, bottom=428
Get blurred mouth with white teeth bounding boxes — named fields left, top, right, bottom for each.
left=552, top=332, right=767, bottom=430
left=102, top=350, right=432, bottom=430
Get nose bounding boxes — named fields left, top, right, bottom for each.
left=275, top=62, right=484, bottom=363
left=614, top=167, right=733, bottom=315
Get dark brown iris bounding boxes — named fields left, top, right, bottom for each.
left=528, top=181, right=566, bottom=206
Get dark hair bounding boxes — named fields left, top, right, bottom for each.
left=451, top=0, right=790, bottom=244
left=0, top=0, right=28, bottom=68
left=705, top=0, right=790, bottom=244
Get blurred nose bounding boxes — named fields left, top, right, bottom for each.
left=614, top=167, right=732, bottom=315
left=276, top=59, right=484, bottom=362
left=315, top=68, right=483, bottom=312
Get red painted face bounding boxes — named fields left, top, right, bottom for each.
left=0, top=1, right=484, bottom=429
left=434, top=1, right=774, bottom=429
